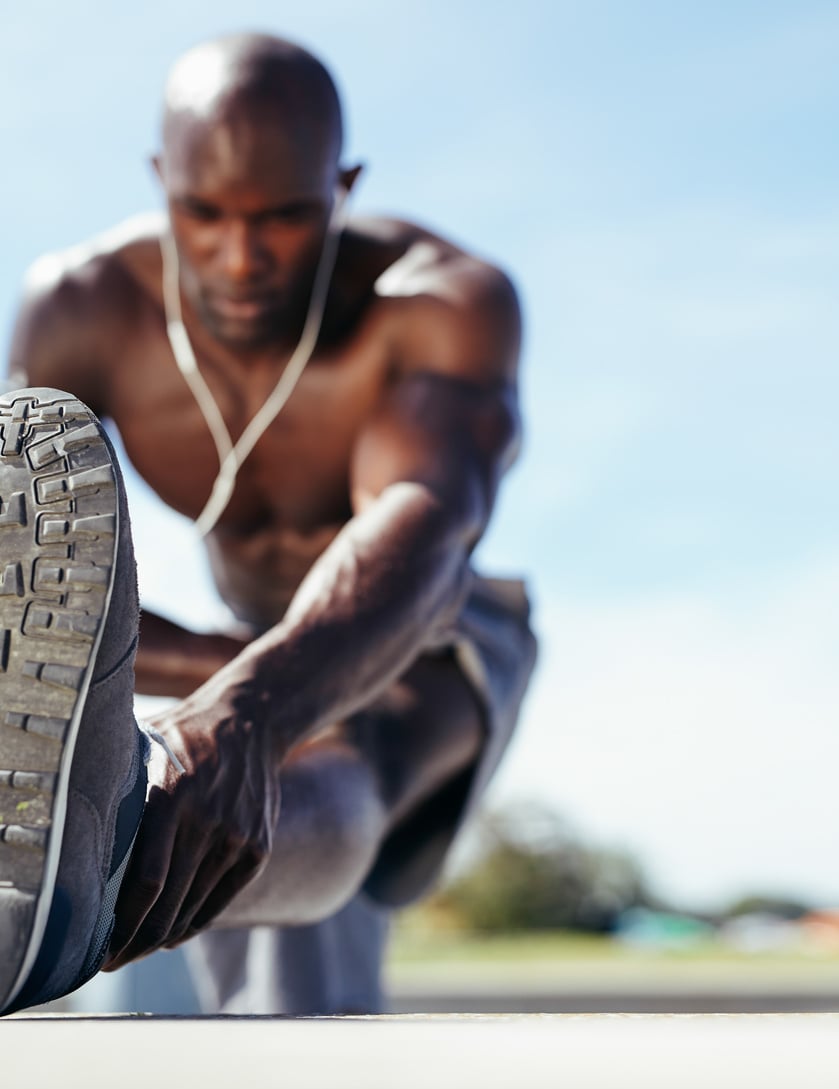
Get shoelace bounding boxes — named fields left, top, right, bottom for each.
left=139, top=722, right=187, bottom=775
left=161, top=186, right=351, bottom=537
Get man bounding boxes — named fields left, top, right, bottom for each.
left=0, top=33, right=536, bottom=1015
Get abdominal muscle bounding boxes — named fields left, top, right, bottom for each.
left=205, top=516, right=345, bottom=629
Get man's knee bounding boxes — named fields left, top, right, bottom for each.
left=212, top=740, right=386, bottom=928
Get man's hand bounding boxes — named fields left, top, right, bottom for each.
left=104, top=685, right=281, bottom=968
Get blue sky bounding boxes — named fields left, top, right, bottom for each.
left=2, top=1, right=838, bottom=909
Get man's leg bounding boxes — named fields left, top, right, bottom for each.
left=94, top=652, right=480, bottom=1017
left=186, top=896, right=388, bottom=1014
left=0, top=388, right=146, bottom=1015
left=205, top=652, right=485, bottom=930
left=178, top=653, right=484, bottom=1015
left=177, top=578, right=536, bottom=1017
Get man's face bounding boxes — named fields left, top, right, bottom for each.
left=159, top=107, right=339, bottom=350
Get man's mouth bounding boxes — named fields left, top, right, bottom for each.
left=206, top=291, right=278, bottom=322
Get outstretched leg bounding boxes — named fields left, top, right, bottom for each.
left=0, top=388, right=145, bottom=1015
left=186, top=896, right=389, bottom=1014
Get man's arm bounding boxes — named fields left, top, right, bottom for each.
left=200, top=259, right=523, bottom=750
left=217, top=370, right=519, bottom=756
left=150, top=262, right=522, bottom=756
left=107, top=262, right=523, bottom=962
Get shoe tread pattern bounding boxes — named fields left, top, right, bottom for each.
left=0, top=391, right=117, bottom=1007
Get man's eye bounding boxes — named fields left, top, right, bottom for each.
left=264, top=205, right=318, bottom=224
left=182, top=201, right=220, bottom=222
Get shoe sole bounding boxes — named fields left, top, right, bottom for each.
left=0, top=389, right=119, bottom=1011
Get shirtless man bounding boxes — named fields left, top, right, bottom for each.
left=0, top=33, right=536, bottom=1014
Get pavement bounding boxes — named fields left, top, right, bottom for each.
left=5, top=1013, right=839, bottom=1088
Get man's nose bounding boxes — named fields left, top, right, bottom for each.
left=219, top=218, right=269, bottom=281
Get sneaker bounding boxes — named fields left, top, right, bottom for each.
left=0, top=388, right=146, bottom=1014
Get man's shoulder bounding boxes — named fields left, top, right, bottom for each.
left=10, top=214, right=167, bottom=392
left=22, top=212, right=166, bottom=319
left=357, top=215, right=516, bottom=299
left=354, top=216, right=521, bottom=383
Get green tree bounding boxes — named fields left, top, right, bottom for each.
left=434, top=805, right=653, bottom=933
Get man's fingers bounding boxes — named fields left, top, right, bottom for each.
left=161, top=843, right=253, bottom=947
left=104, top=792, right=178, bottom=969
left=164, top=847, right=264, bottom=948
left=135, top=834, right=240, bottom=956
left=107, top=829, right=224, bottom=970
left=170, top=854, right=265, bottom=946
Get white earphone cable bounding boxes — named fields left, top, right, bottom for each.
left=161, top=186, right=350, bottom=537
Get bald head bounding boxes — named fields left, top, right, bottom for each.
left=155, top=35, right=358, bottom=349
left=162, top=34, right=344, bottom=166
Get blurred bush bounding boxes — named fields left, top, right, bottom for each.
left=428, top=804, right=655, bottom=933
left=723, top=894, right=811, bottom=921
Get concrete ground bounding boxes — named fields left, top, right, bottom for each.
left=5, top=1013, right=839, bottom=1088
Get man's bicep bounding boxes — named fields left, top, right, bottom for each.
left=350, top=260, right=523, bottom=511
left=350, top=372, right=521, bottom=539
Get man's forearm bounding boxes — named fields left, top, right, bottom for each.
left=200, top=481, right=474, bottom=761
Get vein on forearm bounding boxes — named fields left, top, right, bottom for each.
left=222, top=480, right=476, bottom=752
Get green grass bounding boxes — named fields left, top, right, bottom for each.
left=390, top=927, right=619, bottom=964
left=386, top=923, right=839, bottom=991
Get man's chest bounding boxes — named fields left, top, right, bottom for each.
left=109, top=326, right=390, bottom=529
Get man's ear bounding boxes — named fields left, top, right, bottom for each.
left=150, top=154, right=165, bottom=185
left=338, top=162, right=364, bottom=194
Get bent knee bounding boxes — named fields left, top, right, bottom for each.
left=213, top=743, right=387, bottom=928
